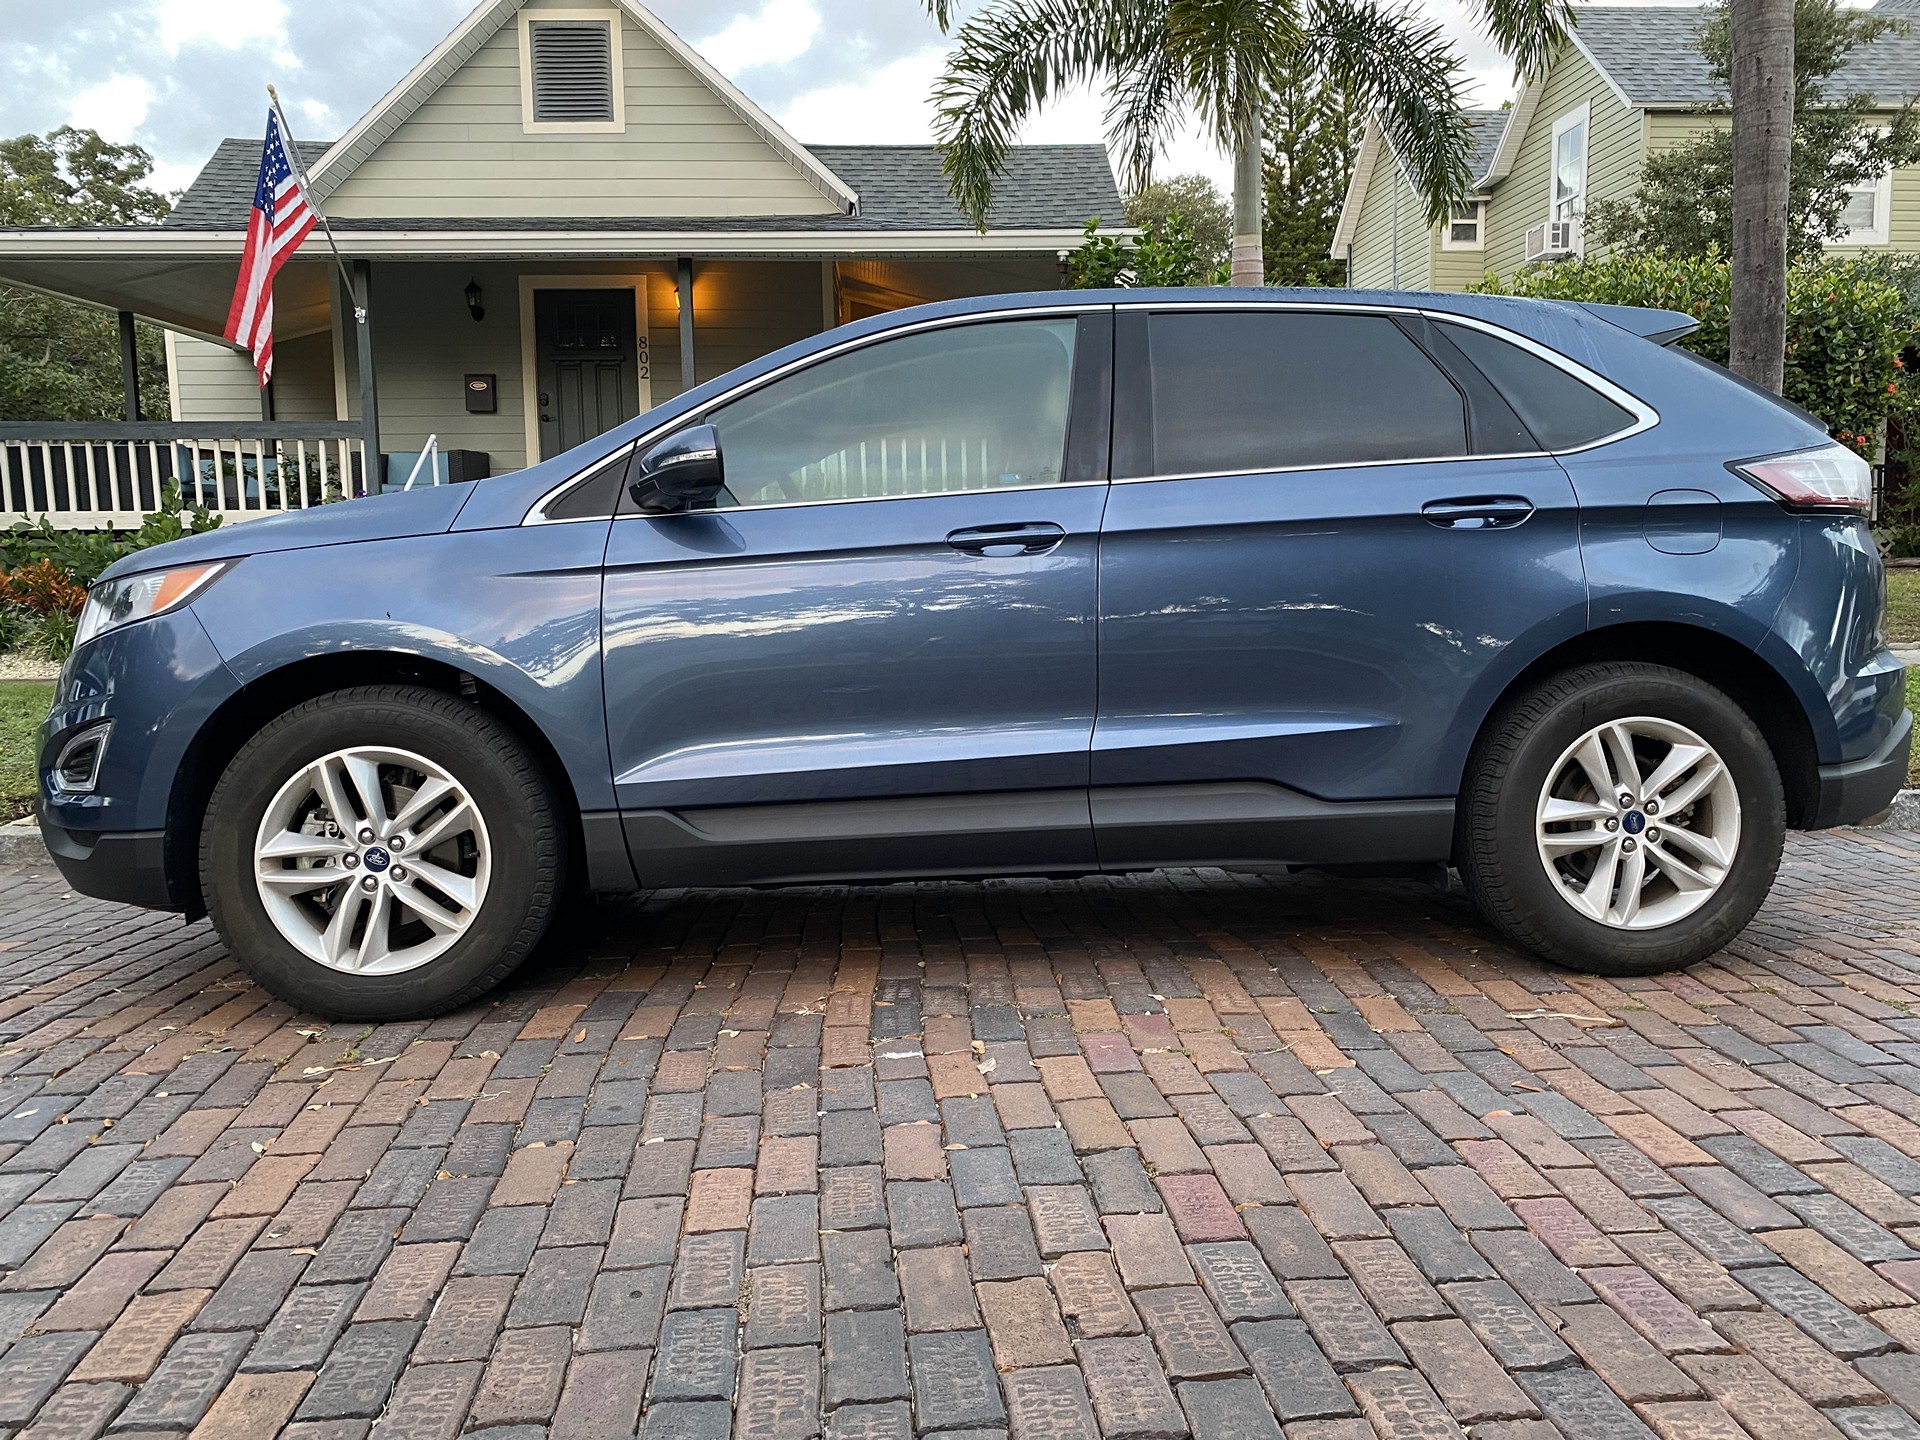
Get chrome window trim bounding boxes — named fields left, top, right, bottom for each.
left=523, top=304, right=1101, bottom=524
left=524, top=297, right=1660, bottom=522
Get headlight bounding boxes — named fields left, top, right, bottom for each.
left=74, top=562, right=228, bottom=651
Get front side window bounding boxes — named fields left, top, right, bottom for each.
left=1131, top=311, right=1468, bottom=477
left=707, top=319, right=1079, bottom=508
left=1552, top=108, right=1587, bottom=223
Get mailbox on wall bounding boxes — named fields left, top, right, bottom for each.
left=464, top=374, right=497, bottom=414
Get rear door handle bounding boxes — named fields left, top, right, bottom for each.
left=946, top=522, right=1067, bottom=556
left=1421, top=496, right=1535, bottom=530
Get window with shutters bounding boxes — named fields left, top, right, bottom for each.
left=519, top=11, right=624, bottom=133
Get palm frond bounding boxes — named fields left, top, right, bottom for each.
left=1164, top=0, right=1301, bottom=144
left=1466, top=0, right=1574, bottom=78
left=1308, top=0, right=1473, bottom=226
left=1101, top=4, right=1183, bottom=193
left=933, top=0, right=1140, bottom=227
left=1472, top=0, right=1573, bottom=78
left=923, top=0, right=958, bottom=32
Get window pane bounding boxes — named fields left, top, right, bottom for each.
left=1140, top=312, right=1467, bottom=475
left=708, top=319, right=1078, bottom=507
left=1554, top=123, right=1585, bottom=219
left=1841, top=188, right=1878, bottom=232
left=1437, top=321, right=1634, bottom=451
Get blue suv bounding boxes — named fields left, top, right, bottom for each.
left=38, top=291, right=1912, bottom=1020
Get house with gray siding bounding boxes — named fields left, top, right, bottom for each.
left=1333, top=0, right=1920, bottom=291
left=0, top=0, right=1120, bottom=521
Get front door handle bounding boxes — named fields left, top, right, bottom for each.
left=946, top=522, right=1067, bottom=557
left=1421, top=496, right=1535, bottom=530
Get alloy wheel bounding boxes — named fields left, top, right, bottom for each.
left=1533, top=715, right=1741, bottom=931
left=252, top=746, right=492, bottom=974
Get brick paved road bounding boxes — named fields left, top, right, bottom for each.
left=3, top=830, right=1920, bottom=1439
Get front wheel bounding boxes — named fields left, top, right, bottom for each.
left=201, top=685, right=565, bottom=1019
left=1459, top=662, right=1785, bottom=976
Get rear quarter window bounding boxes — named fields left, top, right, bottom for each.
left=1435, top=321, right=1636, bottom=451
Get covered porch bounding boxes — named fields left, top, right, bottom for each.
left=0, top=238, right=1070, bottom=527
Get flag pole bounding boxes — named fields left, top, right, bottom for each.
left=266, top=85, right=360, bottom=322
left=267, top=84, right=380, bottom=488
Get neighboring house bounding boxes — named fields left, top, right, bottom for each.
left=1334, top=0, right=1920, bottom=291
left=0, top=0, right=1119, bottom=523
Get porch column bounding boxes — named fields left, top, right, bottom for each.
left=116, top=311, right=141, bottom=422
left=677, top=257, right=695, bottom=391
left=353, top=259, right=380, bottom=485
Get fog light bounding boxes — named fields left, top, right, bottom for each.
left=52, top=722, right=111, bottom=794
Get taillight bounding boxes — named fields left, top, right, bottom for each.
left=1731, top=442, right=1873, bottom=514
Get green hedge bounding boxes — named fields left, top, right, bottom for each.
left=1476, top=253, right=1909, bottom=457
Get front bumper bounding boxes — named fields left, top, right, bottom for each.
left=1809, top=707, right=1913, bottom=829
left=37, top=816, right=173, bottom=909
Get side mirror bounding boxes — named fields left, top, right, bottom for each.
left=630, top=424, right=725, bottom=514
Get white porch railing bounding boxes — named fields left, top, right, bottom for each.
left=0, top=423, right=372, bottom=529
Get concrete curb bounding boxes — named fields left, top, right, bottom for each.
left=0, top=820, right=48, bottom=867
left=1865, top=789, right=1920, bottom=831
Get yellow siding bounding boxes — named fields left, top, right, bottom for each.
left=1430, top=241, right=1490, bottom=293
left=1347, top=154, right=1431, bottom=290
left=1484, top=47, right=1643, bottom=279
left=169, top=332, right=333, bottom=424
left=325, top=0, right=840, bottom=221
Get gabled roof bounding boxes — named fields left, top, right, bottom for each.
left=304, top=0, right=858, bottom=213
left=161, top=140, right=1121, bottom=234
left=1328, top=109, right=1508, bottom=258
left=1573, top=4, right=1920, bottom=107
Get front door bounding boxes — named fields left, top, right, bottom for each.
left=1092, top=305, right=1589, bottom=869
left=601, top=311, right=1112, bottom=886
left=535, top=289, right=641, bottom=460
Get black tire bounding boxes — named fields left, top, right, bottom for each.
left=201, top=685, right=565, bottom=1019
left=1458, top=661, right=1785, bottom=976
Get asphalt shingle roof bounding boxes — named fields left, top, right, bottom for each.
left=1467, top=109, right=1508, bottom=187
left=1572, top=3, right=1920, bottom=106
left=161, top=139, right=1121, bottom=233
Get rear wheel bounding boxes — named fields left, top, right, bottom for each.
left=1459, top=662, right=1784, bottom=975
left=202, top=685, right=564, bottom=1019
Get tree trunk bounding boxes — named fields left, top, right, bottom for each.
left=1230, top=106, right=1264, bottom=286
left=1728, top=0, right=1793, bottom=392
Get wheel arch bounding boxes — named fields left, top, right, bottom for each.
left=167, top=651, right=590, bottom=919
left=1453, top=620, right=1825, bottom=830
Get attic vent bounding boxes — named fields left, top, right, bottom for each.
left=529, top=20, right=615, bottom=124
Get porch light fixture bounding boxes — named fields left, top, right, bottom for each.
left=464, top=279, right=485, bottom=323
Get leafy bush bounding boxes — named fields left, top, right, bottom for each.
left=1477, top=253, right=1910, bottom=458
left=0, top=482, right=222, bottom=658
left=1067, top=215, right=1223, bottom=289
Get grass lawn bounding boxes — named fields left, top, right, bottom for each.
left=0, top=683, right=51, bottom=823
left=1892, top=568, right=1920, bottom=647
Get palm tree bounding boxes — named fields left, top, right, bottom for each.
left=924, top=0, right=1574, bottom=286
left=1728, top=0, right=1794, bottom=390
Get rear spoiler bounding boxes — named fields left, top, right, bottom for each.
left=1578, top=302, right=1700, bottom=347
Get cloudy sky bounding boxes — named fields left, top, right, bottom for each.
left=0, top=0, right=1650, bottom=198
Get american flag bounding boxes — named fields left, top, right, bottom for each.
left=222, top=109, right=317, bottom=385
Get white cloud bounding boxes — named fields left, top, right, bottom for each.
left=698, top=0, right=822, bottom=73
left=157, top=0, right=294, bottom=63
left=776, top=45, right=944, bottom=142
left=65, top=74, right=155, bottom=141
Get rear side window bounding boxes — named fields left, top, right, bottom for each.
left=1435, top=321, right=1635, bottom=450
left=1131, top=311, right=1467, bottom=477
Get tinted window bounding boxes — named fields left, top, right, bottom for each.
left=1136, top=312, right=1467, bottom=476
left=707, top=319, right=1077, bottom=508
left=546, top=445, right=631, bottom=520
left=1436, top=321, right=1635, bottom=450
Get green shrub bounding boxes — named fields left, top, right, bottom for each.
left=1476, top=253, right=1910, bottom=458
left=0, top=481, right=221, bottom=586
left=0, top=482, right=222, bottom=659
